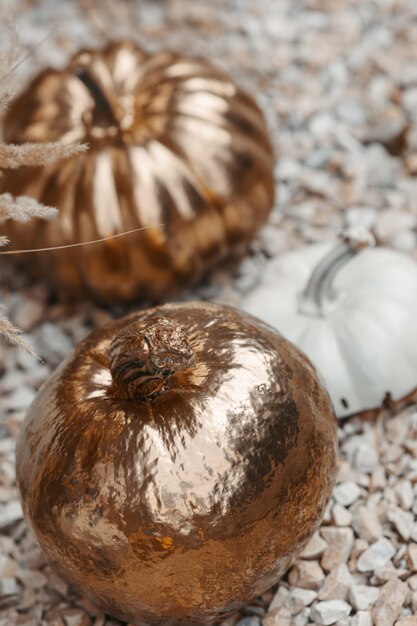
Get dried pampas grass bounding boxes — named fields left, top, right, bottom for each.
left=0, top=9, right=87, bottom=353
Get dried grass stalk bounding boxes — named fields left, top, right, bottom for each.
left=0, top=141, right=88, bottom=169
left=0, top=193, right=57, bottom=223
left=0, top=9, right=88, bottom=353
left=0, top=305, right=36, bottom=354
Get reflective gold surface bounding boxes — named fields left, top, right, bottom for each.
left=16, top=302, right=337, bottom=625
left=1, top=41, right=275, bottom=303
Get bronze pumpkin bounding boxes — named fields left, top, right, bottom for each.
left=1, top=41, right=275, bottom=303
left=16, top=302, right=337, bottom=625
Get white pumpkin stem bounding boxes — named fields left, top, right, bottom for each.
left=298, top=227, right=376, bottom=316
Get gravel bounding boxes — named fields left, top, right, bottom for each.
left=2, top=0, right=417, bottom=625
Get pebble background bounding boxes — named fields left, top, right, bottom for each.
left=2, top=0, right=417, bottom=625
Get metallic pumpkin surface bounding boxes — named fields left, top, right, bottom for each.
left=16, top=302, right=337, bottom=625
left=1, top=41, right=275, bottom=303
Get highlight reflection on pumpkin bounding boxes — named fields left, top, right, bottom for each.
left=16, top=302, right=337, bottom=626
left=1, top=41, right=275, bottom=303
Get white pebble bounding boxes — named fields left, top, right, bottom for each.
left=349, top=585, right=380, bottom=610
left=311, top=600, right=351, bottom=625
left=0, top=501, right=23, bottom=529
left=285, top=588, right=316, bottom=613
left=357, top=538, right=396, bottom=573
left=333, top=482, right=361, bottom=507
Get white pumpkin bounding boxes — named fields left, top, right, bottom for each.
left=242, top=228, right=417, bottom=417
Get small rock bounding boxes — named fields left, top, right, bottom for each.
left=406, top=153, right=417, bottom=175
left=345, top=206, right=377, bottom=230
left=300, top=532, right=327, bottom=559
left=333, top=482, right=361, bottom=507
left=320, top=528, right=354, bottom=572
left=16, top=569, right=47, bottom=589
left=394, top=481, right=414, bottom=510
left=311, top=600, right=351, bottom=625
left=268, top=586, right=290, bottom=611
left=408, top=575, right=417, bottom=591
left=3, top=386, right=36, bottom=412
left=373, top=565, right=409, bottom=584
left=370, top=466, right=387, bottom=491
left=288, top=560, right=325, bottom=590
left=353, top=443, right=379, bottom=474
left=263, top=608, right=292, bottom=626
left=318, top=564, right=353, bottom=601
left=0, top=501, right=23, bottom=529
left=353, top=507, right=383, bottom=542
left=332, top=504, right=353, bottom=527
left=387, top=507, right=414, bottom=541
left=407, top=545, right=417, bottom=572
left=285, top=588, right=316, bottom=614
left=36, top=323, right=73, bottom=365
left=0, top=576, right=18, bottom=596
left=292, top=608, right=310, bottom=626
left=372, top=578, right=408, bottom=626
left=396, top=619, right=417, bottom=626
left=349, top=585, right=379, bottom=610
left=357, top=538, right=396, bottom=572
left=337, top=99, right=366, bottom=125
left=350, top=612, right=372, bottom=626
left=0, top=555, right=17, bottom=578
left=60, top=609, right=92, bottom=626
left=359, top=106, right=408, bottom=156
left=10, top=298, right=44, bottom=332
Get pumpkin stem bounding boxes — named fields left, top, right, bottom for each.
left=298, top=227, right=376, bottom=316
left=75, top=66, right=119, bottom=136
left=109, top=317, right=195, bottom=401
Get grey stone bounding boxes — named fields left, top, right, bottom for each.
left=288, top=561, right=325, bottom=590
left=318, top=564, right=353, bottom=601
left=36, top=322, right=73, bottom=365
left=357, top=538, right=396, bottom=572
left=349, top=585, right=379, bottom=610
left=0, top=577, right=19, bottom=596
left=396, top=618, right=417, bottom=626
left=320, top=528, right=354, bottom=572
left=407, top=545, right=417, bottom=572
left=263, top=608, right=292, bottom=626
left=10, top=298, right=44, bottom=332
left=0, top=501, right=23, bottom=529
left=351, top=612, right=373, bottom=626
left=372, top=578, right=408, bottom=626
left=332, top=504, right=353, bottom=527
left=268, top=586, right=290, bottom=612
left=394, top=481, right=414, bottom=510
left=387, top=507, right=414, bottom=540
left=311, top=600, right=351, bottom=625
left=285, top=588, right=316, bottom=614
left=333, top=482, right=361, bottom=507
left=352, top=507, right=384, bottom=542
left=300, top=533, right=327, bottom=560
left=353, top=444, right=379, bottom=474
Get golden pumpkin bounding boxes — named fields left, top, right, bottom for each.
left=1, top=41, right=275, bottom=303
left=16, top=302, right=337, bottom=625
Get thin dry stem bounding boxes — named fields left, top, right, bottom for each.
left=0, top=142, right=88, bottom=169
